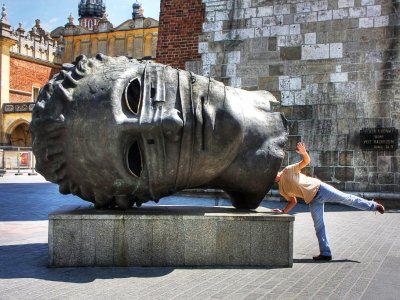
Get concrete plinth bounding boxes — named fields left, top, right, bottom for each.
left=48, top=205, right=294, bottom=267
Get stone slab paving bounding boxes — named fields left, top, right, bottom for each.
left=0, top=178, right=399, bottom=299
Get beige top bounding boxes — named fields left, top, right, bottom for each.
left=278, top=162, right=321, bottom=204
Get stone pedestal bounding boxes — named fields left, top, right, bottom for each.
left=48, top=205, right=294, bottom=267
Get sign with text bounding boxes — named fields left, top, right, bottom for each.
left=360, top=127, right=398, bottom=150
left=2, top=103, right=35, bottom=113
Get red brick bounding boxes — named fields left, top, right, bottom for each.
left=156, top=0, right=205, bottom=69
left=9, top=57, right=59, bottom=103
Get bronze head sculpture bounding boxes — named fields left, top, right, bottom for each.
left=31, top=54, right=288, bottom=210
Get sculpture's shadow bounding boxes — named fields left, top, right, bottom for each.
left=0, top=243, right=291, bottom=283
left=0, top=243, right=174, bottom=283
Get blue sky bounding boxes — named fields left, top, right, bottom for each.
left=2, top=0, right=160, bottom=32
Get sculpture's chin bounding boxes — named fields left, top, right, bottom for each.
left=225, top=191, right=266, bottom=210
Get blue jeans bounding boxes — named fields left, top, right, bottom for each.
left=309, top=182, right=377, bottom=256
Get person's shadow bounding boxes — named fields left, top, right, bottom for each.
left=293, top=258, right=360, bottom=264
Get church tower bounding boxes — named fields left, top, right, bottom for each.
left=78, top=0, right=106, bottom=30
left=132, top=1, right=144, bottom=19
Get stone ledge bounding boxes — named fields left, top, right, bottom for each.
left=49, top=205, right=294, bottom=268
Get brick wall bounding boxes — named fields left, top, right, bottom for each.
left=9, top=57, right=59, bottom=103
left=156, top=0, right=205, bottom=69
left=197, top=0, right=399, bottom=193
left=9, top=93, right=30, bottom=103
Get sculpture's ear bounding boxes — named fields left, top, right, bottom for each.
left=250, top=90, right=279, bottom=103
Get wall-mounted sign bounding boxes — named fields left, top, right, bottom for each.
left=2, top=103, right=35, bottom=114
left=360, top=127, right=398, bottom=150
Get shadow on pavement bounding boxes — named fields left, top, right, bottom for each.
left=0, top=183, right=86, bottom=222
left=0, top=243, right=291, bottom=282
left=0, top=243, right=174, bottom=282
left=0, top=242, right=299, bottom=284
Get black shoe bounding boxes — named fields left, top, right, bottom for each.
left=313, top=255, right=332, bottom=261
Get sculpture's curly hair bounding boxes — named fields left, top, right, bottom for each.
left=31, top=54, right=131, bottom=208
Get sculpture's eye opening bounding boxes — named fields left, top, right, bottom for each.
left=127, top=141, right=142, bottom=177
left=124, top=78, right=141, bottom=114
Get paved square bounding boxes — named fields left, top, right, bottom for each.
left=1, top=174, right=399, bottom=299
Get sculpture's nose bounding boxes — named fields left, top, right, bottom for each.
left=162, top=108, right=183, bottom=142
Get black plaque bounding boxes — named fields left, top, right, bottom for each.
left=360, top=127, right=398, bottom=150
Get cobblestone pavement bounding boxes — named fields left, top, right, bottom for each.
left=1, top=174, right=399, bottom=299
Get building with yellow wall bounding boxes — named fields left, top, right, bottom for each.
left=0, top=4, right=59, bottom=148
left=0, top=1, right=159, bottom=149
left=51, top=0, right=158, bottom=64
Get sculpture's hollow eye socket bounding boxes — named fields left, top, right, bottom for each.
left=127, top=141, right=142, bottom=177
left=124, top=78, right=141, bottom=114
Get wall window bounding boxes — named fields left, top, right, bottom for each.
left=32, top=86, right=40, bottom=102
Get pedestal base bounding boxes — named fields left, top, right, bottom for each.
left=49, top=205, right=294, bottom=267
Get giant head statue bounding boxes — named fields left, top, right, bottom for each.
left=31, top=54, right=288, bottom=209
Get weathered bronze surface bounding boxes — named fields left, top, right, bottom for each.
left=31, top=54, right=288, bottom=209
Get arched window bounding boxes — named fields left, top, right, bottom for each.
left=7, top=121, right=32, bottom=147
left=32, top=86, right=40, bottom=102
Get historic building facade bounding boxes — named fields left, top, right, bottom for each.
left=51, top=0, right=158, bottom=64
left=0, top=1, right=159, bottom=148
left=157, top=0, right=400, bottom=195
left=0, top=5, right=59, bottom=147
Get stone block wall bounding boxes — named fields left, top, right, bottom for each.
left=198, top=0, right=400, bottom=193
left=156, top=0, right=205, bottom=69
left=49, top=206, right=294, bottom=267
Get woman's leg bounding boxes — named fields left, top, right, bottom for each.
left=319, top=182, right=377, bottom=211
left=309, top=193, right=332, bottom=256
